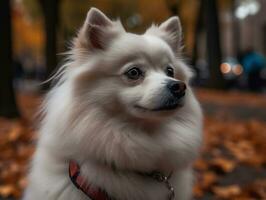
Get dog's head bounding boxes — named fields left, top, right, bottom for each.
left=71, top=8, right=193, bottom=121
left=45, top=8, right=202, bottom=171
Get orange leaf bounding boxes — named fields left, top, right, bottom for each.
left=212, top=185, right=242, bottom=199
left=210, top=157, right=236, bottom=173
left=0, top=185, right=15, bottom=197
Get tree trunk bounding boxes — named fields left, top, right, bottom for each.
left=232, top=0, right=240, bottom=57
left=39, top=0, right=59, bottom=89
left=192, top=0, right=204, bottom=67
left=165, top=0, right=179, bottom=15
left=263, top=23, right=266, bottom=55
left=165, top=0, right=185, bottom=33
left=203, top=0, right=225, bottom=89
left=0, top=0, right=20, bottom=118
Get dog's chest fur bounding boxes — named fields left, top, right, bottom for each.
left=24, top=146, right=194, bottom=200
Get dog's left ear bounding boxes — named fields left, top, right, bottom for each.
left=158, top=16, right=182, bottom=54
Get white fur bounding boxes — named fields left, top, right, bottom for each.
left=23, top=8, right=202, bottom=200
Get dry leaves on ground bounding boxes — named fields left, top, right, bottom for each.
left=0, top=118, right=35, bottom=198
left=0, top=90, right=266, bottom=199
left=194, top=117, right=266, bottom=199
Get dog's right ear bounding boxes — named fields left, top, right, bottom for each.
left=74, top=8, right=120, bottom=52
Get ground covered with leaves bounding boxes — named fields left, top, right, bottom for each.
left=0, top=89, right=265, bottom=199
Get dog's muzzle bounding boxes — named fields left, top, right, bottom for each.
left=153, top=80, right=186, bottom=111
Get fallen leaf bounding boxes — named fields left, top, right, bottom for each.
left=0, top=185, right=15, bottom=197
left=210, top=157, right=236, bottom=173
left=212, top=185, right=242, bottom=199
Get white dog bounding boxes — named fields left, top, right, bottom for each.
left=23, top=7, right=202, bottom=200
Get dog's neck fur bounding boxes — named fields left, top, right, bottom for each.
left=70, top=155, right=183, bottom=200
left=69, top=159, right=176, bottom=200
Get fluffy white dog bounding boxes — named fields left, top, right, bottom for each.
left=23, top=7, right=202, bottom=200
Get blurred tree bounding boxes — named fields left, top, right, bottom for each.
left=193, top=0, right=225, bottom=88
left=0, top=0, right=20, bottom=118
left=22, top=0, right=60, bottom=87
left=23, top=0, right=42, bottom=20
left=39, top=0, right=60, bottom=89
left=192, top=0, right=204, bottom=74
left=231, top=0, right=240, bottom=56
left=262, top=22, right=266, bottom=55
left=165, top=0, right=179, bottom=15
left=165, top=0, right=183, bottom=31
left=204, top=0, right=225, bottom=88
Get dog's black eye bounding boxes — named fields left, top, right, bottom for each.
left=166, top=66, right=174, bottom=77
left=125, top=67, right=142, bottom=80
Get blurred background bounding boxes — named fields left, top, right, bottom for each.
left=0, top=0, right=266, bottom=199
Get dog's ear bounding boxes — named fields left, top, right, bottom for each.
left=159, top=16, right=182, bottom=54
left=86, top=7, right=112, bottom=28
left=74, top=8, right=120, bottom=51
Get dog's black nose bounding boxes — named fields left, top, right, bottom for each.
left=167, top=81, right=186, bottom=98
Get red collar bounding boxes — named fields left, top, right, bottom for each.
left=69, top=160, right=113, bottom=200
left=69, top=160, right=174, bottom=200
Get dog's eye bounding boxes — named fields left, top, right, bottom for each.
left=166, top=66, right=174, bottom=77
left=125, top=67, right=142, bottom=80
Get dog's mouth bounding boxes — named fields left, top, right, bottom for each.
left=134, top=100, right=184, bottom=112
left=133, top=92, right=186, bottom=113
